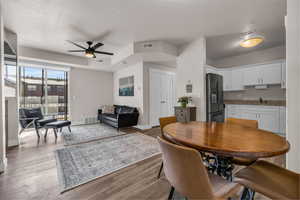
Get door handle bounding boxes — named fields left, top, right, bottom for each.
left=160, top=101, right=166, bottom=103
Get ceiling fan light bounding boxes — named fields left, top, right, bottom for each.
left=240, top=32, right=264, bottom=48
left=85, top=52, right=94, bottom=58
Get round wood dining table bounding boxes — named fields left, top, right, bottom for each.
left=163, top=121, right=290, bottom=159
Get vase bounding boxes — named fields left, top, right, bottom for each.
left=181, top=102, right=187, bottom=108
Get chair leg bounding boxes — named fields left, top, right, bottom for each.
left=157, top=162, right=164, bottom=179
left=60, top=128, right=62, bottom=132
left=250, top=191, right=255, bottom=200
left=68, top=125, right=71, bottom=132
left=53, top=128, right=57, bottom=138
left=240, top=187, right=255, bottom=200
left=35, top=127, right=40, bottom=138
left=168, top=186, right=175, bottom=200
left=44, top=128, right=48, bottom=138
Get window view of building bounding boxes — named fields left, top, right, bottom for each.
left=4, top=63, right=17, bottom=97
left=19, top=67, right=68, bottom=120
left=4, top=41, right=17, bottom=97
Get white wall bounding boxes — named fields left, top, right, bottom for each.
left=113, top=62, right=146, bottom=124
left=176, top=37, right=207, bottom=121
left=113, top=62, right=176, bottom=125
left=0, top=11, right=6, bottom=172
left=19, top=46, right=88, bottom=67
left=6, top=97, right=18, bottom=147
left=286, top=0, right=300, bottom=172
left=69, top=68, right=113, bottom=124
left=212, top=45, right=285, bottom=68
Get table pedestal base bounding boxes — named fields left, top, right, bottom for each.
left=240, top=187, right=255, bottom=200
left=202, top=153, right=234, bottom=181
left=202, top=153, right=255, bottom=200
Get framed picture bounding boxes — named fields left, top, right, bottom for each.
left=119, top=76, right=134, bottom=96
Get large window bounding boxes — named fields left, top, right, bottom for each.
left=4, top=63, right=17, bottom=97
left=19, top=66, right=68, bottom=120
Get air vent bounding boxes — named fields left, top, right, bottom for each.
left=143, top=43, right=153, bottom=48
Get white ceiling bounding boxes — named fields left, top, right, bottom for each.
left=3, top=0, right=286, bottom=61
left=207, top=28, right=285, bottom=60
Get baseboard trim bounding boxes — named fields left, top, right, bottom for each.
left=0, top=157, right=7, bottom=172
left=8, top=139, right=19, bottom=147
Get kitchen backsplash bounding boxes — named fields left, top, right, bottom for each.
left=224, top=85, right=285, bottom=101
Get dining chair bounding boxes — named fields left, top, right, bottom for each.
left=157, top=136, right=240, bottom=200
left=157, top=116, right=177, bottom=179
left=225, top=118, right=258, bottom=166
left=234, top=160, right=300, bottom=200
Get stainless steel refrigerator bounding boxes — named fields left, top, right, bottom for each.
left=206, top=73, right=225, bottom=122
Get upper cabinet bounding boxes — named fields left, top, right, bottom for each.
left=260, top=63, right=282, bottom=85
left=243, top=62, right=282, bottom=86
left=243, top=66, right=261, bottom=85
left=219, top=70, right=232, bottom=91
left=206, top=60, right=285, bottom=91
left=218, top=69, right=244, bottom=91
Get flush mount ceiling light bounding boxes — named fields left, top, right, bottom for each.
left=240, top=31, right=264, bottom=48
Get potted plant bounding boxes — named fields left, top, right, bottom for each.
left=177, top=96, right=192, bottom=108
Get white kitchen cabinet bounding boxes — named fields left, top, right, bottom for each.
left=261, top=63, right=282, bottom=85
left=206, top=66, right=218, bottom=74
left=219, top=69, right=244, bottom=91
left=279, top=107, right=286, bottom=135
left=243, top=66, right=261, bottom=85
left=257, top=109, right=280, bottom=133
left=243, top=62, right=282, bottom=86
left=206, top=61, right=285, bottom=90
left=281, top=62, right=286, bottom=88
left=241, top=109, right=258, bottom=121
left=225, top=104, right=284, bottom=135
left=219, top=70, right=232, bottom=91
left=231, top=69, right=244, bottom=91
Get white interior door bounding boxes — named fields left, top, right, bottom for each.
left=150, top=69, right=175, bottom=126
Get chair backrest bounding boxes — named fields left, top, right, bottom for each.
left=157, top=136, right=215, bottom=199
left=19, top=108, right=43, bottom=128
left=225, top=118, right=258, bottom=129
left=159, top=116, right=177, bottom=133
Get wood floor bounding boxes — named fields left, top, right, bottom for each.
left=0, top=126, right=283, bottom=200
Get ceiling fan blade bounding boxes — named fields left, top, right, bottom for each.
left=92, top=42, right=104, bottom=50
left=66, top=40, right=86, bottom=50
left=94, top=50, right=114, bottom=55
left=68, top=50, right=85, bottom=52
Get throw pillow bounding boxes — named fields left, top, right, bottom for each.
left=102, top=105, right=114, bottom=114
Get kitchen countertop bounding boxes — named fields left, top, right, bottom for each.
left=224, top=100, right=286, bottom=107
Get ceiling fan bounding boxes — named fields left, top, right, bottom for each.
left=67, top=40, right=114, bottom=58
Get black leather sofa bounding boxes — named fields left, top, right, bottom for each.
left=98, top=105, right=139, bottom=129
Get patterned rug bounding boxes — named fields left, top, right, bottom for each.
left=55, top=133, right=161, bottom=193
left=62, top=124, right=128, bottom=146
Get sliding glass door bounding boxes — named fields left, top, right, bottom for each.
left=46, top=69, right=68, bottom=119
left=19, top=66, right=68, bottom=120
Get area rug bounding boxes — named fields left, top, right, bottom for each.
left=62, top=124, right=128, bottom=146
left=55, top=133, right=161, bottom=193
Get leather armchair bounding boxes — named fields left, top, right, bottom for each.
left=19, top=107, right=57, bottom=137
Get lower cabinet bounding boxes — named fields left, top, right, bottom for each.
left=225, top=104, right=285, bottom=136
